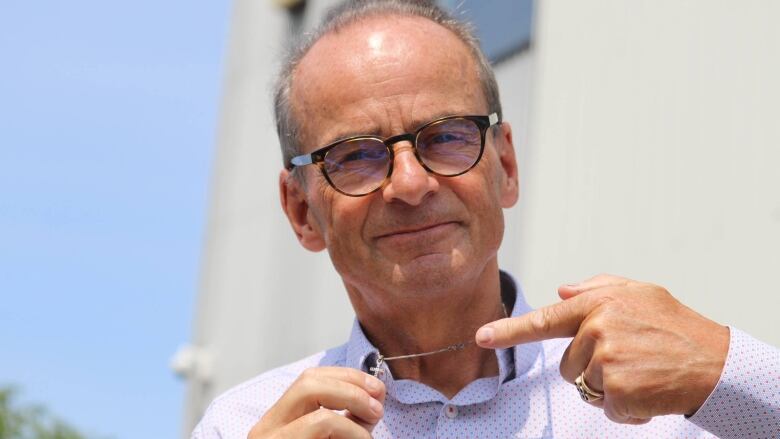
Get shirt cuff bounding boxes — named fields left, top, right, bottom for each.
left=687, top=327, right=780, bottom=439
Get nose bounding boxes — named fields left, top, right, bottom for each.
left=382, top=143, right=439, bottom=205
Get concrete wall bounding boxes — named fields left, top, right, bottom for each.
left=517, top=1, right=780, bottom=347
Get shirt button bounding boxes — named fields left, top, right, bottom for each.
left=377, top=369, right=386, bottom=379
left=444, top=404, right=458, bottom=419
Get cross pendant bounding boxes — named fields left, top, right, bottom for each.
left=370, top=355, right=384, bottom=377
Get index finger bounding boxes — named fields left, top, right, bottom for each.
left=476, top=292, right=597, bottom=348
left=315, top=367, right=386, bottom=401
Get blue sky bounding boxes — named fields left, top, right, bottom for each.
left=0, top=1, right=229, bottom=437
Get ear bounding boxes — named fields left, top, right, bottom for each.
left=494, top=122, right=519, bottom=208
left=279, top=169, right=326, bottom=252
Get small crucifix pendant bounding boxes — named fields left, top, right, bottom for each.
left=370, top=355, right=384, bottom=377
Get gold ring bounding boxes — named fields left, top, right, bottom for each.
left=574, top=371, right=604, bottom=402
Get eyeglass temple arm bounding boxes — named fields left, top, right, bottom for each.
left=289, top=154, right=313, bottom=169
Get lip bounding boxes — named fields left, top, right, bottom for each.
left=375, top=221, right=459, bottom=241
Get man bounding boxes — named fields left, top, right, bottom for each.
left=192, top=1, right=780, bottom=437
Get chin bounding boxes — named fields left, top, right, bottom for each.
left=388, top=250, right=473, bottom=296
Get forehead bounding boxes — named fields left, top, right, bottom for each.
left=291, top=15, right=486, bottom=150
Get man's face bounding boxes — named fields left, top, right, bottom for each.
left=282, top=15, right=518, bottom=307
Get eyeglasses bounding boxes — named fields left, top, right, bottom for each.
left=287, top=113, right=500, bottom=197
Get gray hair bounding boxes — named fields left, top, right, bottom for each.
left=274, top=0, right=503, bottom=168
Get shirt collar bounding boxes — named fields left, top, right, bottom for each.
left=344, top=270, right=541, bottom=392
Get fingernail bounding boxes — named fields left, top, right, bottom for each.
left=365, top=375, right=381, bottom=392
left=369, top=397, right=384, bottom=417
left=476, top=326, right=494, bottom=344
left=565, top=282, right=579, bottom=287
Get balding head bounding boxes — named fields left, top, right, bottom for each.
left=291, top=14, right=486, bottom=156
left=273, top=0, right=502, bottom=168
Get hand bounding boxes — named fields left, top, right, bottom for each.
left=476, top=274, right=729, bottom=424
left=247, top=367, right=386, bottom=438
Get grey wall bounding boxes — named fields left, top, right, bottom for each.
left=517, top=1, right=780, bottom=345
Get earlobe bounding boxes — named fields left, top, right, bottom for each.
left=495, top=122, right=519, bottom=208
left=279, top=170, right=326, bottom=252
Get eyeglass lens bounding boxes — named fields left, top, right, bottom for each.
left=322, top=118, right=483, bottom=196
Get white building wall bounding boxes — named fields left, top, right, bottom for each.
left=518, top=1, right=780, bottom=344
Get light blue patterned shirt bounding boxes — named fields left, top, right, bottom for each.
left=193, top=273, right=780, bottom=438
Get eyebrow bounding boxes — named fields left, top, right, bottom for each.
left=409, top=111, right=464, bottom=130
left=320, top=111, right=469, bottom=147
left=321, top=125, right=383, bottom=147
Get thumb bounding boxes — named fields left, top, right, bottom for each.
left=558, top=273, right=631, bottom=300
left=558, top=283, right=584, bottom=300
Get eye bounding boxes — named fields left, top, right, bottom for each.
left=341, top=148, right=384, bottom=162
left=427, top=132, right=467, bottom=145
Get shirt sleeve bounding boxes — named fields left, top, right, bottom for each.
left=190, top=410, right=221, bottom=439
left=189, top=398, right=230, bottom=439
left=687, top=327, right=780, bottom=438
left=190, top=422, right=205, bottom=439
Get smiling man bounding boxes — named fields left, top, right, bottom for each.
left=192, top=1, right=780, bottom=438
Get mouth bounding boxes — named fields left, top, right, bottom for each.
left=375, top=221, right=460, bottom=242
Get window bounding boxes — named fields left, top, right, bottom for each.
left=440, top=0, right=534, bottom=63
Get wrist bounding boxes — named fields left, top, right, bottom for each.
left=685, top=324, right=730, bottom=416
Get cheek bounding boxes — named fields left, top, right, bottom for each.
left=321, top=195, right=371, bottom=252
left=462, top=157, right=507, bottom=247
left=321, top=200, right=377, bottom=281
left=306, top=183, right=335, bottom=241
left=473, top=190, right=504, bottom=239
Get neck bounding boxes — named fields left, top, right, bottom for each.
left=348, top=261, right=507, bottom=398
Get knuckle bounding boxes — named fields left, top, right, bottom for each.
left=637, top=283, right=673, bottom=304
left=295, top=375, right=317, bottom=395
left=590, top=294, right=623, bottom=319
left=530, top=307, right=554, bottom=337
left=339, top=367, right=360, bottom=381
left=492, top=318, right=513, bottom=341
left=591, top=293, right=617, bottom=309
left=582, top=318, right=607, bottom=341
left=594, top=342, right=618, bottom=366
left=602, top=371, right=626, bottom=400
left=559, top=361, right=577, bottom=384
left=654, top=285, right=672, bottom=299
left=350, top=385, right=365, bottom=404
left=299, top=367, right=319, bottom=382
left=638, top=280, right=661, bottom=293
left=604, top=404, right=627, bottom=424
left=558, top=344, right=573, bottom=378
left=310, top=408, right=334, bottom=428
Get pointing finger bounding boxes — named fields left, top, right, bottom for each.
left=476, top=293, right=597, bottom=348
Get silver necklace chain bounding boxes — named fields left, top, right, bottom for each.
left=370, top=303, right=508, bottom=377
